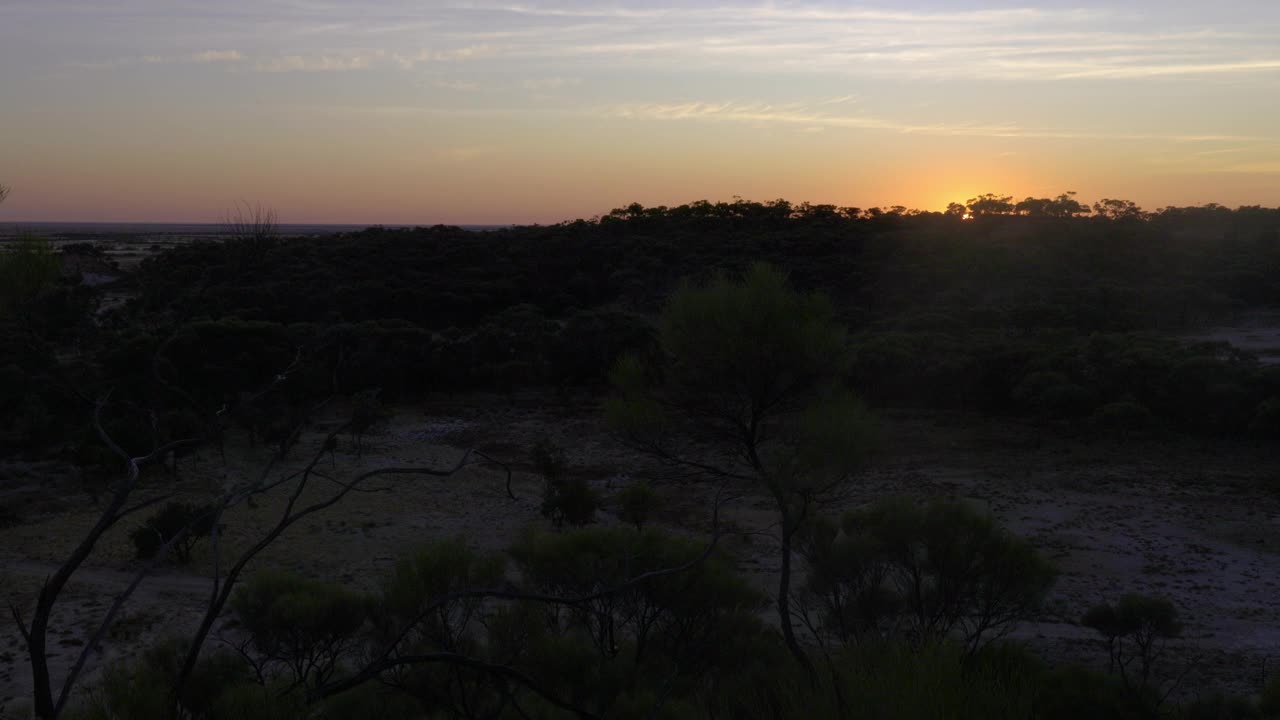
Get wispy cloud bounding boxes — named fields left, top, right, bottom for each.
left=523, top=76, right=581, bottom=91
left=72, top=49, right=243, bottom=70
left=428, top=78, right=483, bottom=92
left=1057, top=59, right=1280, bottom=78
left=189, top=50, right=243, bottom=63
left=255, top=54, right=376, bottom=72
left=58, top=4, right=1280, bottom=82
left=600, top=98, right=1263, bottom=143
left=379, top=4, right=1278, bottom=82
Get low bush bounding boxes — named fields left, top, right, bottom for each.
left=129, top=502, right=217, bottom=564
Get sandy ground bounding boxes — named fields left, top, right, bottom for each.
left=1184, top=311, right=1280, bottom=364
left=2, top=395, right=1279, bottom=714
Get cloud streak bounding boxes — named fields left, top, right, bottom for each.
left=71, top=49, right=243, bottom=70
left=600, top=99, right=1265, bottom=143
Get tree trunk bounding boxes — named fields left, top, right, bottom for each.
left=30, top=595, right=54, bottom=718
left=777, top=516, right=813, bottom=676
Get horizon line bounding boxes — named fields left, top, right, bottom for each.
left=2, top=196, right=1278, bottom=229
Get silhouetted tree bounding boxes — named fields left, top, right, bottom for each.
left=966, top=193, right=1015, bottom=216
left=1093, top=198, right=1146, bottom=220
left=222, top=201, right=279, bottom=270
left=1015, top=192, right=1088, bottom=218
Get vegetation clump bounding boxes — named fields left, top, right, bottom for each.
left=129, top=502, right=218, bottom=565
left=800, top=497, right=1057, bottom=654
left=533, top=438, right=599, bottom=528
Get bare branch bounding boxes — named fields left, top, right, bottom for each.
left=53, top=506, right=217, bottom=717
left=10, top=604, right=30, bottom=644
left=171, top=440, right=514, bottom=703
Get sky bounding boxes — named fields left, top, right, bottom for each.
left=2, top=1, right=1279, bottom=224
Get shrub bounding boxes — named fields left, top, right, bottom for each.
left=509, top=527, right=762, bottom=668
left=230, top=571, right=369, bottom=690
left=349, top=388, right=385, bottom=456
left=1259, top=674, right=1280, bottom=717
left=1249, top=397, right=1280, bottom=442
left=706, top=640, right=1043, bottom=720
left=377, top=537, right=503, bottom=651
left=532, top=439, right=598, bottom=528
left=615, top=479, right=659, bottom=531
left=1036, top=664, right=1151, bottom=720
left=129, top=502, right=217, bottom=564
left=1094, top=400, right=1154, bottom=436
left=1083, top=594, right=1182, bottom=695
left=800, top=497, right=1056, bottom=653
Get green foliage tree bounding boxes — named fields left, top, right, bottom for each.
left=607, top=262, right=876, bottom=672
left=379, top=537, right=504, bottom=653
left=230, top=571, right=369, bottom=691
left=372, top=538, right=507, bottom=717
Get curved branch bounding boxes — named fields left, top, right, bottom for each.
left=53, top=506, right=216, bottom=717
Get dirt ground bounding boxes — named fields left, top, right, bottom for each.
left=1184, top=310, right=1280, bottom=365
left=2, top=393, right=1279, bottom=714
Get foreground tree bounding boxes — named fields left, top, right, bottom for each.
left=607, top=263, right=876, bottom=672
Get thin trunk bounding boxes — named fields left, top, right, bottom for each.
left=777, top=517, right=813, bottom=675
left=30, top=468, right=138, bottom=718
left=29, top=596, right=54, bottom=718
